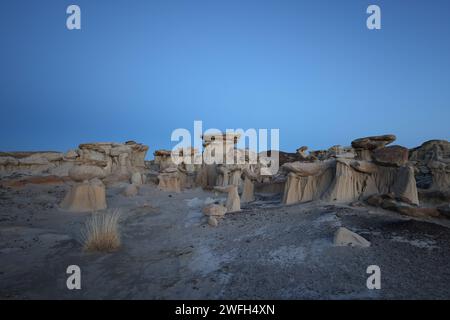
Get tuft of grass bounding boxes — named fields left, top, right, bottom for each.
left=81, top=210, right=121, bottom=252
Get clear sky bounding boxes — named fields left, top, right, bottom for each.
left=0, top=0, right=449, bottom=155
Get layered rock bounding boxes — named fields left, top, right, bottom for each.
left=158, top=167, right=181, bottom=192
left=409, top=140, right=450, bottom=191
left=0, top=151, right=69, bottom=177
left=351, top=134, right=396, bottom=150
left=282, top=136, right=419, bottom=206
left=351, top=134, right=396, bottom=161
left=372, top=145, right=409, bottom=167
left=0, top=141, right=149, bottom=183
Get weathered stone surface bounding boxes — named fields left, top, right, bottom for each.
left=65, top=150, right=78, bottom=159
left=351, top=134, right=396, bottom=150
left=372, top=146, right=409, bottom=167
left=328, top=145, right=356, bottom=159
left=0, top=156, right=19, bottom=166
left=60, top=178, right=107, bottom=212
left=349, top=160, right=378, bottom=174
left=282, top=160, right=334, bottom=177
left=334, top=227, right=370, bottom=247
left=391, top=165, right=419, bottom=205
left=69, top=165, right=106, bottom=182
left=158, top=170, right=181, bottom=192
left=0, top=175, right=68, bottom=188
left=0, top=141, right=148, bottom=181
left=241, top=176, right=255, bottom=203
left=282, top=155, right=419, bottom=205
left=366, top=193, right=440, bottom=218
left=409, top=140, right=450, bottom=191
left=282, top=168, right=334, bottom=204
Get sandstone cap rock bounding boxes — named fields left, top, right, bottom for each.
left=69, top=165, right=106, bottom=182
left=351, top=134, right=396, bottom=150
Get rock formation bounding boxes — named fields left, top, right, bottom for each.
left=409, top=140, right=450, bottom=191
left=60, top=178, right=107, bottom=212
left=282, top=135, right=420, bottom=206
left=158, top=167, right=181, bottom=192
left=0, top=141, right=149, bottom=183
left=334, top=227, right=371, bottom=247
left=241, top=168, right=258, bottom=203
left=214, top=185, right=241, bottom=213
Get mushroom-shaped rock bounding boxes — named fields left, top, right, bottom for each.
left=334, top=227, right=370, bottom=247
left=351, top=134, right=396, bottom=150
left=158, top=168, right=181, bottom=192
left=69, top=165, right=106, bottom=182
left=214, top=185, right=241, bottom=213
left=60, top=178, right=107, bottom=212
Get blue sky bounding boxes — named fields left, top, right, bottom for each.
left=0, top=0, right=449, bottom=155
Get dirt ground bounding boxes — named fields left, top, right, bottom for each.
left=1, top=183, right=450, bottom=299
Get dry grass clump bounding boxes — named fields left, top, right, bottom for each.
left=81, top=210, right=121, bottom=252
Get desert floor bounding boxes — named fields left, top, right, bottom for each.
left=1, top=183, right=450, bottom=299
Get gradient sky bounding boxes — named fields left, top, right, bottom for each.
left=0, top=0, right=449, bottom=156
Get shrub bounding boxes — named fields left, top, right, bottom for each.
left=81, top=210, right=121, bottom=252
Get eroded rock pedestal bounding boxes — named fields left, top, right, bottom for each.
left=282, top=135, right=420, bottom=207
left=59, top=165, right=108, bottom=212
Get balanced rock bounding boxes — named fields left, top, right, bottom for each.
left=372, top=145, right=409, bottom=167
left=69, top=165, right=106, bottom=182
left=334, top=227, right=371, bottom=247
left=351, top=134, right=396, bottom=150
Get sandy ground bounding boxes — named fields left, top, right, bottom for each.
left=1, top=183, right=450, bottom=299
